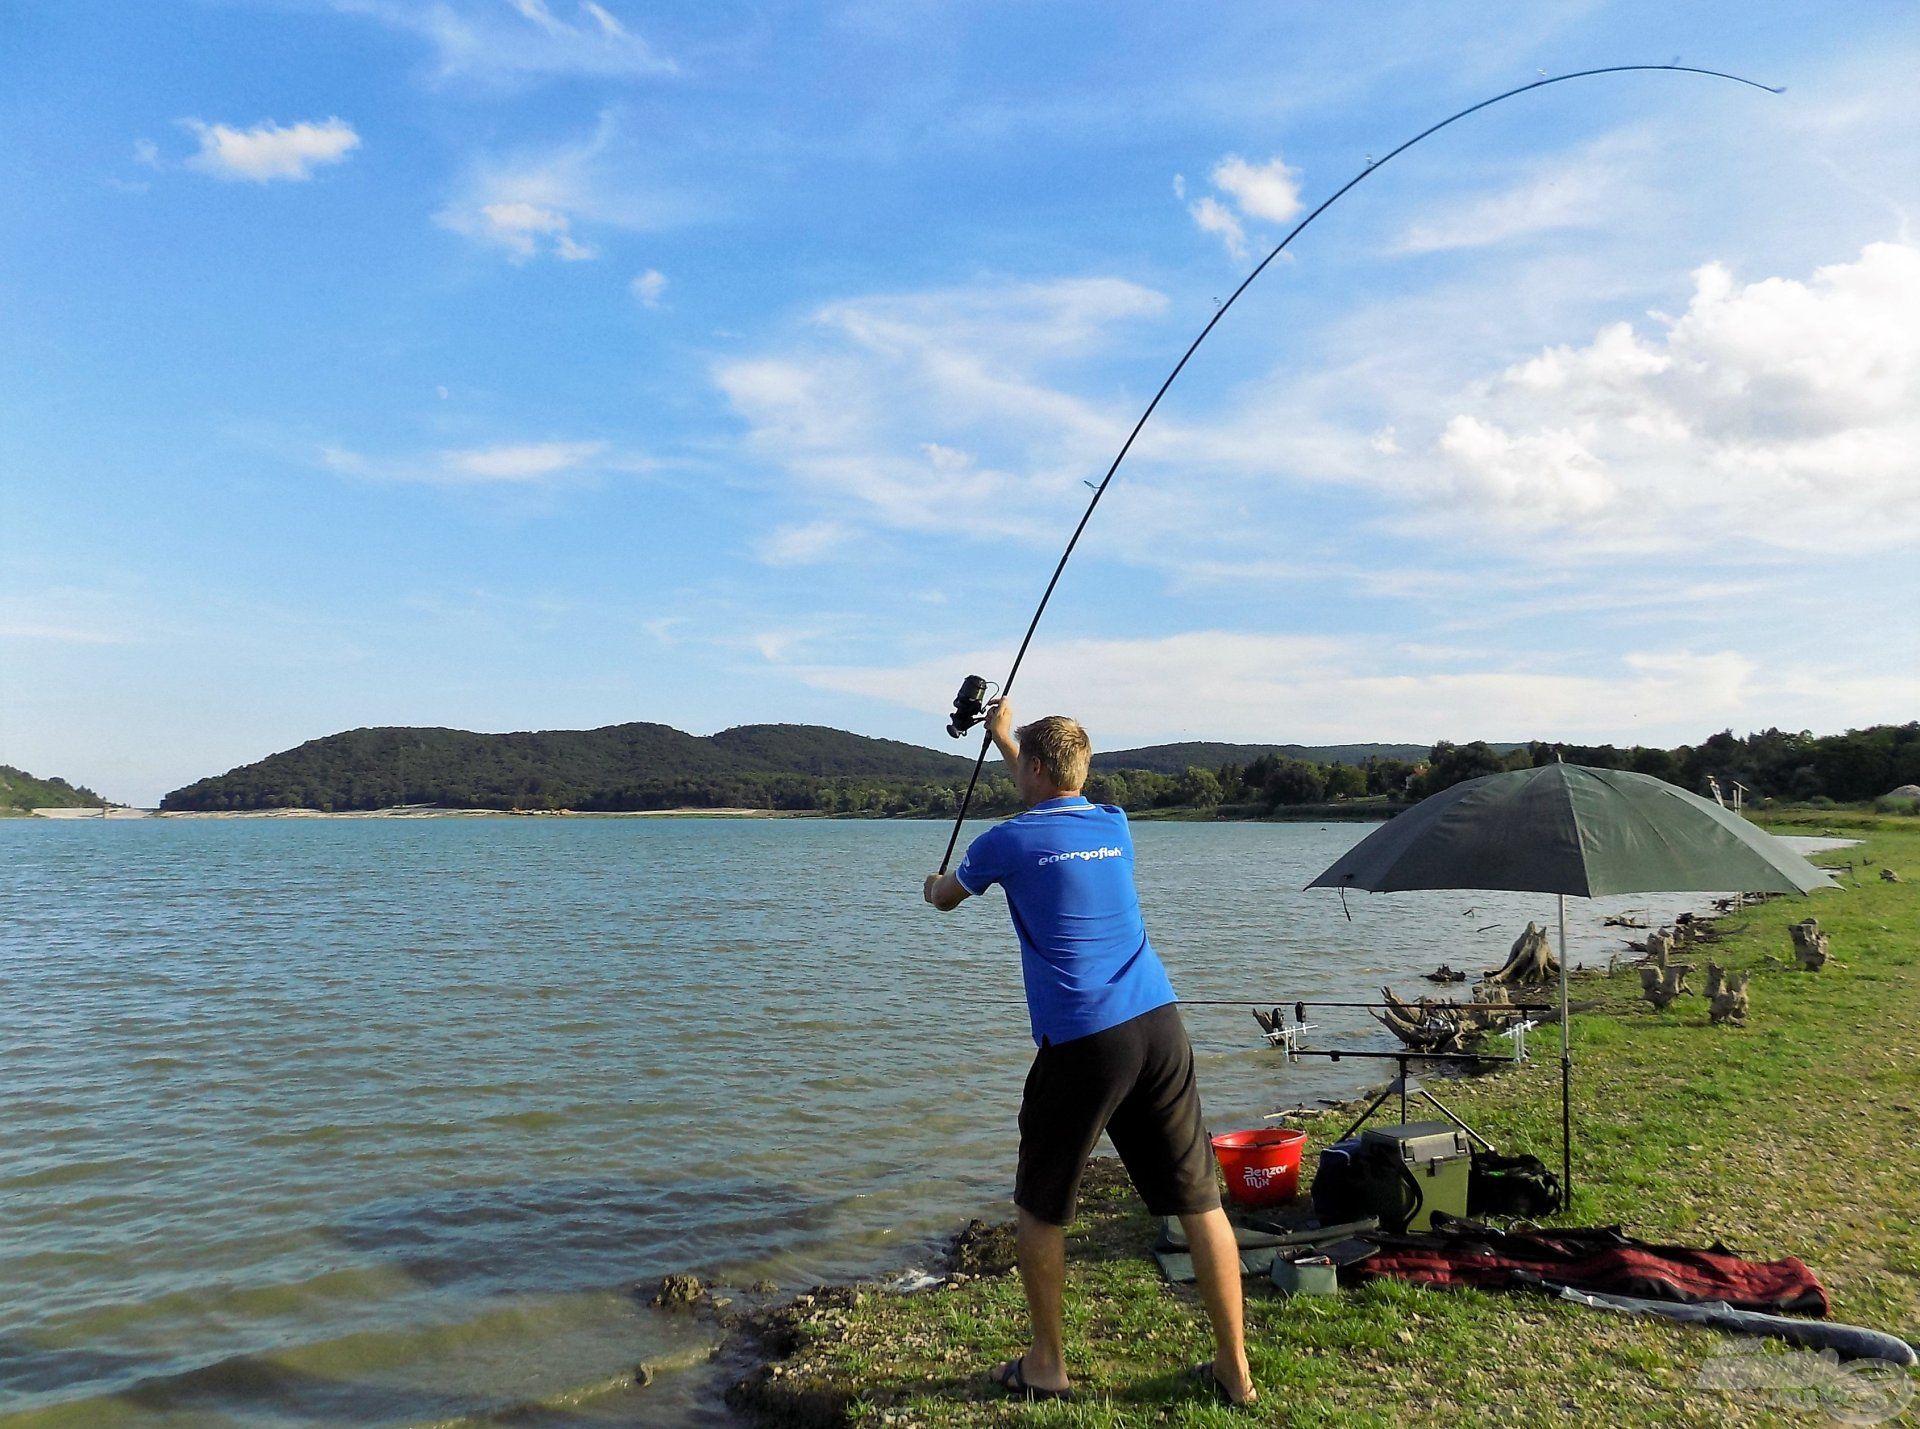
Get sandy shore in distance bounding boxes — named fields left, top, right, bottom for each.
left=29, top=808, right=156, bottom=820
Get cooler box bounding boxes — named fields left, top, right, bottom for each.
left=1358, top=1122, right=1471, bottom=1231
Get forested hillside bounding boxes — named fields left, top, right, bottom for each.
left=161, top=723, right=975, bottom=812
left=1, top=764, right=109, bottom=815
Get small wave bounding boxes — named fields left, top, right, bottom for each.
left=474, top=1109, right=569, bottom=1132
left=886, top=1267, right=943, bottom=1293
left=0, top=1158, right=137, bottom=1192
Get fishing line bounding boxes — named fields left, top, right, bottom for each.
left=935, top=63, right=1780, bottom=874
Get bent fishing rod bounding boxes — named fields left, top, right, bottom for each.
left=934, top=62, right=1780, bottom=874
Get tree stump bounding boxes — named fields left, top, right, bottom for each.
left=1252, top=1006, right=1289, bottom=1039
left=1708, top=963, right=1751, bottom=1026
left=1789, top=918, right=1831, bottom=971
left=1639, top=961, right=1693, bottom=1011
left=1483, top=922, right=1559, bottom=986
left=1373, top=985, right=1523, bottom=1053
left=1644, top=927, right=1679, bottom=965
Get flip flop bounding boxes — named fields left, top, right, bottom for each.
left=1190, top=1360, right=1255, bottom=1407
left=990, top=1355, right=1073, bottom=1402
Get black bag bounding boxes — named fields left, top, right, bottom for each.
left=1467, top=1150, right=1562, bottom=1218
left=1312, top=1138, right=1422, bottom=1232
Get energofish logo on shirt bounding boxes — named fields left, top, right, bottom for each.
left=1037, top=846, right=1124, bottom=867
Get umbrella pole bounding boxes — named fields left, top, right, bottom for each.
left=1559, top=893, right=1573, bottom=1210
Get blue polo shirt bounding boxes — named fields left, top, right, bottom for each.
left=955, top=795, right=1177, bottom=1046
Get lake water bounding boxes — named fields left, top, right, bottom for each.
left=0, top=817, right=1750, bottom=1426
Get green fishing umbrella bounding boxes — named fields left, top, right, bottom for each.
left=1308, top=762, right=1834, bottom=1202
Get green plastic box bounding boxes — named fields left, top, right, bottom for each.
left=1357, top=1122, right=1471, bottom=1231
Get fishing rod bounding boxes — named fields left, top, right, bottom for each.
left=934, top=62, right=1781, bottom=874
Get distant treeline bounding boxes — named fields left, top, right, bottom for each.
left=1186, top=723, right=1919, bottom=815
left=742, top=722, right=1920, bottom=817
left=159, top=721, right=1920, bottom=816
left=1410, top=724, right=1920, bottom=807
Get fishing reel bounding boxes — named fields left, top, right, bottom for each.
left=946, top=675, right=995, bottom=739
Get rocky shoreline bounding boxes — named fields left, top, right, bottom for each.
left=633, top=1197, right=1031, bottom=1427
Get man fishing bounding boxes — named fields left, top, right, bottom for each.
left=922, top=699, right=1256, bottom=1407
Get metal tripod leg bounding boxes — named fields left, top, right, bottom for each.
left=1406, top=1079, right=1497, bottom=1153
left=1335, top=1065, right=1497, bottom=1153
left=1336, top=1076, right=1405, bottom=1144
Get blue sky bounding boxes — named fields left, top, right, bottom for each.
left=3, top=1, right=1917, bottom=805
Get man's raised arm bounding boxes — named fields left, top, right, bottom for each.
left=985, top=697, right=1020, bottom=777
left=922, top=698, right=1019, bottom=912
left=923, top=871, right=971, bottom=912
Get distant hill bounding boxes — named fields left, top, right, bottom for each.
left=161, top=722, right=976, bottom=812
left=1, top=764, right=109, bottom=816
left=1095, top=741, right=1503, bottom=774
left=709, top=724, right=973, bottom=778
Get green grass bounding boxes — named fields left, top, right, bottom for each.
left=736, top=818, right=1920, bottom=1427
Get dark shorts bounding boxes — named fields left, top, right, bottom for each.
left=1015, top=1002, right=1221, bottom=1226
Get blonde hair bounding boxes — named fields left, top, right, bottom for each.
left=1017, top=715, right=1092, bottom=792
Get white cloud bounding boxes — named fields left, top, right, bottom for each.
left=318, top=446, right=368, bottom=474
left=716, top=276, right=1168, bottom=538
left=0, top=621, right=123, bottom=645
left=132, top=138, right=159, bottom=168
left=1184, top=151, right=1302, bottom=257
left=446, top=200, right=598, bottom=261
left=436, top=113, right=688, bottom=263
left=1409, top=241, right=1920, bottom=551
left=334, top=0, right=673, bottom=85
left=747, top=628, right=816, bottom=661
left=445, top=441, right=608, bottom=480
left=182, top=117, right=360, bottom=182
left=1210, top=153, right=1303, bottom=224
left=643, top=615, right=686, bottom=645
left=1396, top=138, right=1640, bottom=254
left=755, top=520, right=850, bottom=566
left=1187, top=196, right=1247, bottom=261
left=0, top=590, right=129, bottom=646
left=630, top=268, right=668, bottom=306
left=320, top=440, right=612, bottom=485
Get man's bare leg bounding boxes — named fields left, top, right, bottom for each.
left=1181, top=1206, right=1256, bottom=1404
left=1011, top=1208, right=1071, bottom=1391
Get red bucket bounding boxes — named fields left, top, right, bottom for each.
left=1210, top=1128, right=1308, bottom=1208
